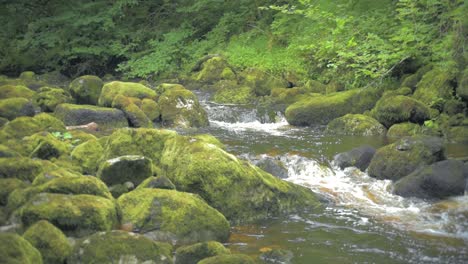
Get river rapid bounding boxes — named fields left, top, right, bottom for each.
left=178, top=91, right=468, bottom=264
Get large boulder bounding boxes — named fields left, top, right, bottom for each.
left=69, top=75, right=103, bottom=105
left=70, top=139, right=104, bottom=174
left=117, top=188, right=230, bottom=245
left=0, top=84, right=35, bottom=99
left=33, top=87, right=72, bottom=112
left=198, top=254, right=256, bottom=264
left=0, top=233, right=43, bottom=264
left=174, top=241, right=230, bottom=264
left=98, top=81, right=157, bottom=107
left=158, top=84, right=208, bottom=127
left=393, top=160, right=467, bottom=199
left=97, top=155, right=153, bottom=186
left=54, top=103, right=128, bottom=129
left=371, top=95, right=430, bottom=128
left=368, top=136, right=445, bottom=181
left=68, top=231, right=173, bottom=264
left=23, top=220, right=72, bottom=264
left=326, top=114, right=386, bottom=136
left=285, top=88, right=380, bottom=126
left=16, top=193, right=119, bottom=236
left=333, top=146, right=376, bottom=171
left=0, top=97, right=35, bottom=120
left=414, top=69, right=454, bottom=105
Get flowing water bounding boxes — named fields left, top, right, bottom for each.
left=181, top=91, right=468, bottom=263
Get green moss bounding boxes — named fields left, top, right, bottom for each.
left=387, top=123, right=424, bottom=138
left=31, top=168, right=82, bottom=185
left=371, top=95, right=430, bottom=128
left=195, top=57, right=236, bottom=84
left=118, top=188, right=230, bottom=244
left=0, top=144, right=20, bottom=158
left=242, top=68, right=286, bottom=96
left=137, top=176, right=176, bottom=190
left=68, top=130, right=98, bottom=142
left=17, top=193, right=119, bottom=236
left=155, top=83, right=186, bottom=94
left=0, top=85, right=36, bottom=99
left=23, top=220, right=72, bottom=264
left=0, top=117, right=8, bottom=127
left=0, top=157, right=57, bottom=182
left=401, top=73, right=420, bottom=90
left=19, top=71, right=36, bottom=80
left=98, top=81, right=157, bottom=107
left=33, top=87, right=72, bottom=112
left=285, top=88, right=381, bottom=126
left=198, top=254, right=256, bottom=264
left=0, top=233, right=43, bottom=264
left=213, top=86, right=254, bottom=104
left=381, top=87, right=413, bottom=98
left=69, top=75, right=103, bottom=105
left=193, top=134, right=225, bottom=149
left=0, top=97, right=35, bottom=120
left=304, top=80, right=327, bottom=94
left=68, top=230, right=173, bottom=264
left=326, top=114, right=386, bottom=136
left=97, top=155, right=153, bottom=186
left=1, top=114, right=66, bottom=141
left=141, top=98, right=160, bottom=121
left=175, top=241, right=230, bottom=264
left=111, top=94, right=142, bottom=109
left=54, top=103, right=128, bottom=129
left=26, top=132, right=71, bottom=159
left=447, top=126, right=468, bottom=143
left=456, top=68, right=468, bottom=101
left=0, top=178, right=28, bottom=206
left=414, top=68, right=454, bottom=105
left=123, top=103, right=152, bottom=128
left=71, top=139, right=104, bottom=174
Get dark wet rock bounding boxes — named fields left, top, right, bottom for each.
left=54, top=103, right=128, bottom=129
left=255, top=156, right=289, bottom=179
left=333, top=146, right=376, bottom=171
left=97, top=155, right=153, bottom=186
left=371, top=95, right=430, bottom=128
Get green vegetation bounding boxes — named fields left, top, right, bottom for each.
left=0, top=233, right=43, bottom=264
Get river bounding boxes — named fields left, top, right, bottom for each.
left=177, top=91, right=468, bottom=263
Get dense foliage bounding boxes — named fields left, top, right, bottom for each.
left=0, top=0, right=465, bottom=86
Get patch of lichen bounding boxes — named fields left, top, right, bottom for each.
left=68, top=230, right=173, bottom=264
left=0, top=178, right=28, bottom=206
left=23, top=220, right=72, bottom=264
left=213, top=86, right=255, bottom=104
left=0, top=97, right=35, bottom=120
left=414, top=68, right=454, bottom=105
left=98, top=81, right=157, bottom=107
left=118, top=188, right=230, bottom=244
left=17, top=193, right=119, bottom=237
left=326, top=114, right=386, bottom=136
left=0, top=85, right=36, bottom=99
left=33, top=87, right=72, bottom=112
left=198, top=254, right=256, bottom=264
left=70, top=139, right=104, bottom=174
left=371, top=95, right=430, bottom=128
left=0, top=232, right=43, bottom=264
left=175, top=241, right=230, bottom=264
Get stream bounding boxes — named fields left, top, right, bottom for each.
left=178, top=91, right=468, bottom=263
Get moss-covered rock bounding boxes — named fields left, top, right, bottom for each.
left=26, top=132, right=71, bottom=159
left=0, top=97, right=35, bottom=120
left=368, top=136, right=445, bottom=181
left=304, top=80, right=327, bottom=94
left=457, top=68, right=468, bottom=101
left=17, top=193, right=119, bottom=236
left=213, top=86, right=255, bottom=105
left=69, top=75, right=103, bottom=105
left=124, top=103, right=153, bottom=128
left=198, top=254, right=255, bottom=264
left=414, top=68, right=454, bottom=105
left=97, top=155, right=153, bottom=186
left=175, top=241, right=230, bottom=264
left=68, top=230, right=173, bottom=264
left=31, top=168, right=83, bottom=186
left=141, top=98, right=160, bottom=121
left=446, top=126, right=468, bottom=143
left=241, top=68, right=286, bottom=96
left=0, top=84, right=35, bottom=99
left=270, top=87, right=312, bottom=106
left=19, top=71, right=36, bottom=80
left=195, top=57, right=236, bottom=84
left=137, top=176, right=176, bottom=190
left=99, top=81, right=157, bottom=107
left=118, top=188, right=230, bottom=244
left=0, top=157, right=57, bottom=182
left=33, top=87, right=72, bottom=112
left=0, top=114, right=66, bottom=141
left=158, top=85, right=208, bottom=127
left=0, top=232, right=43, bottom=264
left=54, top=103, right=128, bottom=129
left=443, top=99, right=465, bottom=115
left=70, top=139, right=103, bottom=174
left=0, top=144, right=20, bottom=157
left=0, top=117, right=8, bottom=127
left=0, top=178, right=28, bottom=205
left=387, top=122, right=440, bottom=138
left=23, top=220, right=72, bottom=264
left=285, top=88, right=381, bottom=126
left=326, top=114, right=386, bottom=136
left=371, top=95, right=430, bottom=128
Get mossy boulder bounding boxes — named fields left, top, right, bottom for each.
left=414, top=68, right=454, bottom=105
left=25, top=132, right=71, bottom=159
left=158, top=85, right=208, bottom=127
left=285, top=88, right=381, bottom=126
left=0, top=97, right=35, bottom=120
left=0, top=84, right=35, bottom=99
left=99, top=81, right=157, bottom=107
left=68, top=230, right=173, bottom=264
left=118, top=188, right=230, bottom=244
left=304, top=80, right=327, bottom=94
left=0, top=113, right=65, bottom=141
left=97, top=155, right=153, bottom=186
left=393, top=160, right=467, bottom=199
left=19, top=71, right=36, bottom=80
left=0, top=157, right=57, bottom=182
left=0, top=178, right=28, bottom=205
left=241, top=68, right=286, bottom=96
left=0, top=117, right=8, bottom=127
left=326, top=114, right=386, bottom=136
left=124, top=103, right=153, bottom=128
left=23, top=220, right=72, bottom=264
left=446, top=126, right=468, bottom=143
left=457, top=68, right=468, bottom=101
left=0, top=233, right=43, bottom=264
left=69, top=75, right=103, bottom=105
left=213, top=86, right=255, bottom=105
left=16, top=193, right=119, bottom=236
left=141, top=98, right=160, bottom=121
left=387, top=122, right=439, bottom=138
left=270, top=87, right=311, bottom=105
left=368, top=136, right=445, bottom=181
left=54, top=103, right=128, bottom=129
left=195, top=57, right=236, bottom=84
left=175, top=241, right=230, bottom=264
left=443, top=99, right=465, bottom=115
left=33, top=87, right=72, bottom=112
left=198, top=254, right=256, bottom=264
left=0, top=144, right=20, bottom=157
left=70, top=139, right=103, bottom=174
left=137, top=176, right=176, bottom=190
left=371, top=95, right=430, bottom=128
left=31, top=168, right=83, bottom=186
